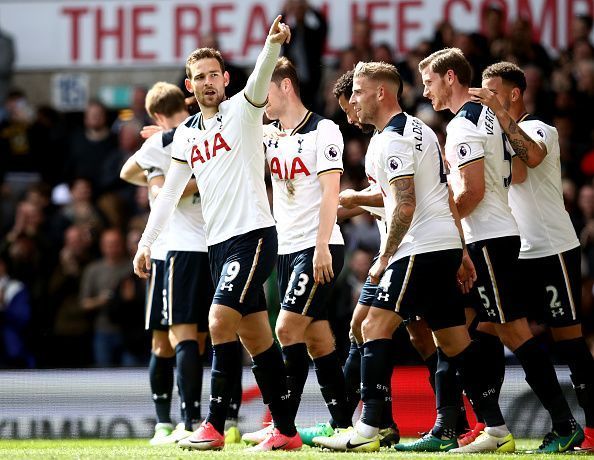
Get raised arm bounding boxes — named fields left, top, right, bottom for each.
left=243, top=15, right=291, bottom=108
left=469, top=87, right=547, bottom=167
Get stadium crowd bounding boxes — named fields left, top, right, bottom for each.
left=0, top=2, right=593, bottom=371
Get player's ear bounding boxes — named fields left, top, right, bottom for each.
left=511, top=87, right=520, bottom=103
left=184, top=78, right=193, bottom=94
left=223, top=71, right=230, bottom=88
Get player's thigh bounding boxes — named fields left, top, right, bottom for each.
left=467, top=236, right=523, bottom=324
left=275, top=309, right=313, bottom=346
left=209, top=304, right=243, bottom=344
left=433, top=325, right=471, bottom=357
left=362, top=306, right=402, bottom=341
left=208, top=226, right=277, bottom=315
left=406, top=318, right=436, bottom=360
left=169, top=323, right=199, bottom=348
left=278, top=245, right=344, bottom=320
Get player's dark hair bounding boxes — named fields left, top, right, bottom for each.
left=333, top=70, right=355, bottom=99
left=145, top=82, right=186, bottom=118
left=419, top=48, right=472, bottom=87
left=482, top=61, right=527, bottom=94
left=271, top=57, right=300, bottom=97
left=185, top=48, right=225, bottom=79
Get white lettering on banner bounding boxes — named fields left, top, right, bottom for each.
left=1, top=0, right=593, bottom=69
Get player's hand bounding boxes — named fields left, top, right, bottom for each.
left=468, top=87, right=503, bottom=114
left=268, top=15, right=291, bottom=45
left=339, top=189, right=359, bottom=209
left=313, top=244, right=333, bottom=284
left=133, top=246, right=152, bottom=279
left=140, top=125, right=162, bottom=139
left=457, top=251, right=477, bottom=294
left=368, top=256, right=389, bottom=285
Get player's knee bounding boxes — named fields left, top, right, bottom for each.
left=307, top=335, right=335, bottom=359
left=209, top=317, right=232, bottom=342
left=152, top=338, right=174, bottom=357
left=275, top=322, right=297, bottom=346
left=409, top=329, right=436, bottom=359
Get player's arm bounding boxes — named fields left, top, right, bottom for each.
left=369, top=177, right=416, bottom=284
left=511, top=156, right=527, bottom=184
left=337, top=205, right=367, bottom=222
left=120, top=154, right=148, bottom=186
left=339, top=186, right=384, bottom=208
left=243, top=16, right=290, bottom=110
left=455, top=159, right=485, bottom=219
left=448, top=186, right=477, bottom=293
left=315, top=172, right=341, bottom=284
left=469, top=87, right=547, bottom=167
left=134, top=158, right=192, bottom=279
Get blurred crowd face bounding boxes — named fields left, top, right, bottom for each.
left=70, top=178, right=92, bottom=203
left=350, top=75, right=379, bottom=126
left=579, top=185, right=594, bottom=218
left=284, top=0, right=308, bottom=22
left=84, top=103, right=107, bottom=131
left=421, top=67, right=451, bottom=111
left=64, top=225, right=91, bottom=257
left=265, top=81, right=285, bottom=121
left=100, top=229, right=125, bottom=262
left=185, top=58, right=229, bottom=110
left=349, top=249, right=373, bottom=282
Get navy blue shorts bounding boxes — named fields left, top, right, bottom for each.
left=164, top=251, right=212, bottom=331
left=372, top=249, right=465, bottom=331
left=466, top=236, right=525, bottom=324
left=145, top=259, right=168, bottom=331
left=518, top=246, right=581, bottom=327
left=277, top=245, right=345, bottom=320
left=208, top=226, right=277, bottom=315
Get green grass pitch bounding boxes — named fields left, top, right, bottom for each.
left=0, top=439, right=590, bottom=459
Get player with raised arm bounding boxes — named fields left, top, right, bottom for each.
left=132, top=17, right=301, bottom=452
left=120, top=82, right=216, bottom=445
left=418, top=48, right=582, bottom=453
left=314, top=61, right=483, bottom=453
left=241, top=57, right=349, bottom=446
left=469, top=61, right=593, bottom=451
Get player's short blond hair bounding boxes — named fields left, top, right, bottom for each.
left=145, top=82, right=186, bottom=119
left=418, top=48, right=472, bottom=87
left=353, top=61, right=402, bottom=95
left=185, top=48, right=225, bottom=79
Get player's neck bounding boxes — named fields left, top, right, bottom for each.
left=449, top=87, right=471, bottom=114
left=278, top=100, right=308, bottom=130
left=509, top=103, right=527, bottom=122
left=199, top=104, right=219, bottom=119
left=374, top=103, right=402, bottom=132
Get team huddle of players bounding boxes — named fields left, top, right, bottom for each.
left=125, top=15, right=594, bottom=453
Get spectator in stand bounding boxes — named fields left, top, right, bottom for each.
left=281, top=0, right=327, bottom=109
left=47, top=224, right=94, bottom=367
left=49, top=177, right=105, bottom=248
left=351, top=17, right=373, bottom=62
left=505, top=17, right=553, bottom=76
left=80, top=227, right=131, bottom=367
left=0, top=252, right=34, bottom=368
left=66, top=100, right=118, bottom=194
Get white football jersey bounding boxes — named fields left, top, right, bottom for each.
left=509, top=115, right=578, bottom=258
left=171, top=92, right=275, bottom=246
left=446, top=102, right=519, bottom=243
left=136, top=129, right=207, bottom=254
left=365, top=144, right=387, bottom=246
left=370, top=112, right=460, bottom=262
left=264, top=112, right=344, bottom=254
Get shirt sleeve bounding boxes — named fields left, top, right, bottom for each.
left=135, top=133, right=169, bottom=172
left=448, top=118, right=486, bottom=168
left=138, top=159, right=193, bottom=249
left=242, top=39, right=282, bottom=123
left=381, top=137, right=415, bottom=184
left=316, top=120, right=344, bottom=176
